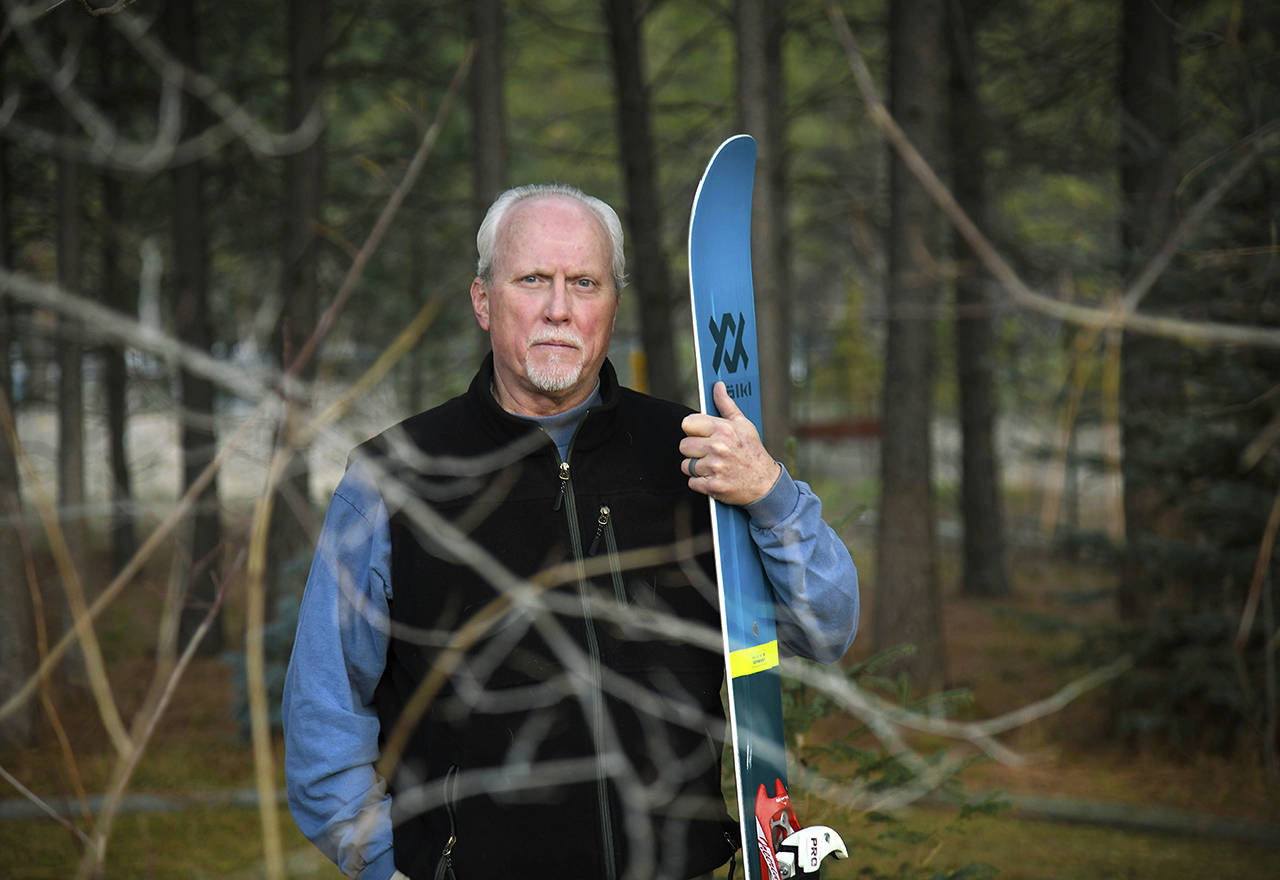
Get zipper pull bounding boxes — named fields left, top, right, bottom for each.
left=553, top=460, right=570, bottom=511
left=588, top=505, right=611, bottom=555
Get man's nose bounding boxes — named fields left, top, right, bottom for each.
left=545, top=275, right=572, bottom=321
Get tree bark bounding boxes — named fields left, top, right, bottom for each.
left=603, top=0, right=679, bottom=401
left=166, top=0, right=223, bottom=653
left=1118, top=0, right=1181, bottom=621
left=57, top=86, right=89, bottom=685
left=267, top=0, right=328, bottom=613
left=98, top=20, right=136, bottom=574
left=469, top=0, right=507, bottom=225
left=469, top=0, right=507, bottom=361
left=874, top=0, right=949, bottom=689
left=735, top=0, right=791, bottom=450
left=948, top=0, right=1009, bottom=598
left=0, top=43, right=36, bottom=745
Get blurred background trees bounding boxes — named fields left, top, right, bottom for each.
left=0, top=0, right=1277, bottom=873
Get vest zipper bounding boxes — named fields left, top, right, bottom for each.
left=557, top=455, right=618, bottom=880
left=433, top=764, right=458, bottom=880
left=588, top=505, right=627, bottom=605
left=553, top=460, right=570, bottom=511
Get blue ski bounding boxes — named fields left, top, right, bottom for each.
left=689, top=134, right=849, bottom=880
left=688, top=134, right=790, bottom=880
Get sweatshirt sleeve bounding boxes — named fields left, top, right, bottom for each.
left=282, top=460, right=399, bottom=880
left=745, top=464, right=860, bottom=664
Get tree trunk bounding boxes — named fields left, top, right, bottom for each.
left=267, top=0, right=328, bottom=612
left=102, top=169, right=135, bottom=573
left=603, top=0, right=679, bottom=401
left=1118, top=0, right=1181, bottom=621
left=166, top=0, right=223, bottom=653
left=948, top=0, right=1009, bottom=598
left=98, top=20, right=136, bottom=574
left=57, top=100, right=89, bottom=685
left=874, top=0, right=948, bottom=689
left=735, top=0, right=791, bottom=450
left=469, top=0, right=507, bottom=225
left=0, top=45, right=36, bottom=744
left=469, top=0, right=507, bottom=362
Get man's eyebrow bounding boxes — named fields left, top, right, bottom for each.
left=510, top=266, right=602, bottom=278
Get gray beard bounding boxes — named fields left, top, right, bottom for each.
left=526, top=355, right=584, bottom=393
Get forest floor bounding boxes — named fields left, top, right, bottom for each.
left=1, top=531, right=1278, bottom=878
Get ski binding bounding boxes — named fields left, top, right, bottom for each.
left=755, top=779, right=848, bottom=878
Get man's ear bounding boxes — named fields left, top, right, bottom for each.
left=470, top=277, right=490, bottom=331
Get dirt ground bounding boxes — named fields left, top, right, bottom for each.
left=873, top=543, right=1278, bottom=827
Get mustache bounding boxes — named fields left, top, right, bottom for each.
left=527, top=329, right=584, bottom=348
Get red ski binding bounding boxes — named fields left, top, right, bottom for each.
left=753, top=779, right=848, bottom=878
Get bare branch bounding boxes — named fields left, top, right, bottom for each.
left=0, top=400, right=271, bottom=728
left=1, top=269, right=282, bottom=403
left=0, top=390, right=132, bottom=758
left=825, top=1, right=1280, bottom=349
left=77, top=549, right=238, bottom=879
left=0, top=0, right=326, bottom=173
left=80, top=0, right=142, bottom=15
left=1236, top=482, right=1280, bottom=652
left=0, top=764, right=94, bottom=847
left=781, top=653, right=1135, bottom=809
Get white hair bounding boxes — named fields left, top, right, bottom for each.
left=475, top=184, right=628, bottom=292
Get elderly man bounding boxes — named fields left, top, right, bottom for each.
left=282, top=184, right=859, bottom=880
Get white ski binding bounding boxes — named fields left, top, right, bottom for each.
left=776, top=824, right=849, bottom=878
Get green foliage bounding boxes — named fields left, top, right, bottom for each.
left=1077, top=607, right=1272, bottom=755
left=780, top=649, right=1009, bottom=880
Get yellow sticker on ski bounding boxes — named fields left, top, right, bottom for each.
left=728, top=640, right=779, bottom=678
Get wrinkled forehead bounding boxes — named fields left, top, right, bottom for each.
left=496, top=195, right=612, bottom=266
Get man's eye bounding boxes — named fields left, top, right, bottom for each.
left=575, top=278, right=596, bottom=289
left=521, top=275, right=540, bottom=284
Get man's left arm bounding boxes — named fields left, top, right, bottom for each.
left=743, top=467, right=859, bottom=663
left=681, top=382, right=859, bottom=663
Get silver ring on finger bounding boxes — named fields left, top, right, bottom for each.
left=688, top=457, right=700, bottom=478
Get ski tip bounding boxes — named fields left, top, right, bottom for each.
left=690, top=133, right=758, bottom=227
left=707, top=133, right=756, bottom=167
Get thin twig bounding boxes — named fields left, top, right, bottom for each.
left=0, top=765, right=93, bottom=848
left=284, top=41, right=477, bottom=389
left=1236, top=482, right=1280, bottom=651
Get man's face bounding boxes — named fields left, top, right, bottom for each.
left=471, top=195, right=619, bottom=416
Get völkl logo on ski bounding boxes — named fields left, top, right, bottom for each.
left=708, top=311, right=750, bottom=373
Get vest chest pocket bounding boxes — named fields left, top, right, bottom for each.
left=587, top=505, right=627, bottom=605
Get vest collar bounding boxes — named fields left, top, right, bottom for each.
left=467, top=353, right=623, bottom=454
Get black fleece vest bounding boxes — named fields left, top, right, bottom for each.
left=362, top=357, right=737, bottom=879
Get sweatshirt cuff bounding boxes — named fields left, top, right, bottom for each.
left=363, top=848, right=398, bottom=880
left=744, top=462, right=799, bottom=529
